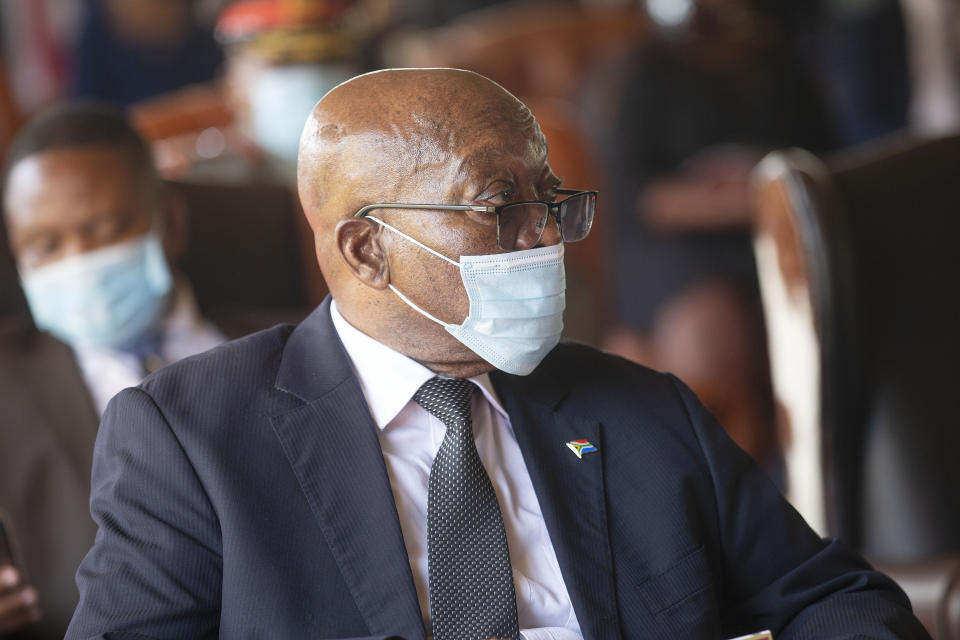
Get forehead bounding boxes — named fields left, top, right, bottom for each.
left=411, top=107, right=550, bottom=186
left=457, top=132, right=548, bottom=175
left=7, top=146, right=142, bottom=198
left=4, top=147, right=147, bottom=225
left=303, top=73, right=553, bottom=210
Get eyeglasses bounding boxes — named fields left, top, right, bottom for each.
left=353, top=188, right=597, bottom=251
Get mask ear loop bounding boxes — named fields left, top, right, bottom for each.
left=387, top=283, right=447, bottom=326
left=366, top=215, right=457, bottom=327
left=366, top=216, right=459, bottom=266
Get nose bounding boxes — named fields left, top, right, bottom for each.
left=55, top=236, right=91, bottom=263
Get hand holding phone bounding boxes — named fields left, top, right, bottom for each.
left=0, top=513, right=42, bottom=633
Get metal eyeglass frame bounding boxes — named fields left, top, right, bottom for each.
left=352, top=188, right=597, bottom=251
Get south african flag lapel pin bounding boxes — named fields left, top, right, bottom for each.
left=566, top=439, right=598, bottom=459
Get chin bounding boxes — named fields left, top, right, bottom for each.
left=420, top=354, right=497, bottom=380
left=399, top=333, right=493, bottom=379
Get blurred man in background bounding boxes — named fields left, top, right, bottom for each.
left=0, top=103, right=224, bottom=638
left=4, top=104, right=225, bottom=413
left=132, top=0, right=360, bottom=183
left=217, top=0, right=357, bottom=173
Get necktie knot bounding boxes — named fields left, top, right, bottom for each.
left=413, top=376, right=475, bottom=430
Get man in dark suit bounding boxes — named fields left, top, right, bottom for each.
left=66, top=69, right=929, bottom=639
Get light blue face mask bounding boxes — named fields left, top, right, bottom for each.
left=19, top=232, right=173, bottom=350
left=248, top=62, right=355, bottom=165
left=370, top=217, right=565, bottom=376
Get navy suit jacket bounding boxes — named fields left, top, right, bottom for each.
left=67, top=299, right=928, bottom=639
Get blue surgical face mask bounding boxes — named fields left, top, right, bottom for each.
left=369, top=217, right=565, bottom=376
left=247, top=63, right=355, bottom=165
left=19, top=232, right=173, bottom=350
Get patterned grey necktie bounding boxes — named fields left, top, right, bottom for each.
left=414, top=376, right=521, bottom=640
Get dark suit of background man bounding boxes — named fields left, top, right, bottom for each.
left=0, top=105, right=223, bottom=638
left=66, top=69, right=929, bottom=639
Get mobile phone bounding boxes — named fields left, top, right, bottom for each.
left=0, top=509, right=17, bottom=566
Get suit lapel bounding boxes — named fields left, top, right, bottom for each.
left=494, top=373, right=622, bottom=640
left=271, top=300, right=425, bottom=639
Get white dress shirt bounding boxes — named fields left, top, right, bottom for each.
left=74, top=282, right=225, bottom=415
left=330, top=301, right=582, bottom=640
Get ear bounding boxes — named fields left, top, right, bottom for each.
left=334, top=218, right=390, bottom=289
left=159, top=186, right=189, bottom=265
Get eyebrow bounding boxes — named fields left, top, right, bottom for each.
left=455, top=150, right=494, bottom=181
left=456, top=148, right=556, bottom=186
left=13, top=227, right=52, bottom=248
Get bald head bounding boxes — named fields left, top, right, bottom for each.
left=297, top=68, right=544, bottom=253
left=296, top=68, right=557, bottom=378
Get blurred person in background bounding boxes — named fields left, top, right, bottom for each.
left=214, top=0, right=359, bottom=177
left=800, top=0, right=911, bottom=146
left=0, top=103, right=226, bottom=638
left=131, top=0, right=361, bottom=183
left=726, top=0, right=911, bottom=145
left=71, top=0, right=223, bottom=107
left=3, top=103, right=226, bottom=414
left=0, top=0, right=77, bottom=118
left=899, top=0, right=960, bottom=134
left=600, top=0, right=834, bottom=469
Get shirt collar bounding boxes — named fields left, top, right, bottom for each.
left=329, top=300, right=507, bottom=429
